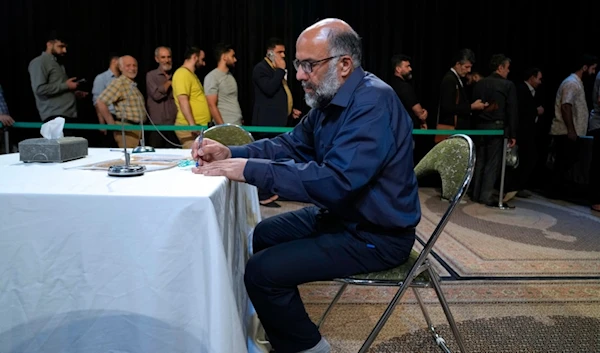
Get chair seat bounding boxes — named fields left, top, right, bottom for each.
left=340, top=249, right=431, bottom=285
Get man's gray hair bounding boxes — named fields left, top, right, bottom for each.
left=154, top=46, right=171, bottom=57
left=327, top=28, right=362, bottom=68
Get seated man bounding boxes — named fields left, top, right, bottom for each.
left=192, top=18, right=420, bottom=353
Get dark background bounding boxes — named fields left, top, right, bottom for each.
left=0, top=0, right=597, bottom=144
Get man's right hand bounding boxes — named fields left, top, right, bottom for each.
left=192, top=138, right=232, bottom=165
left=274, top=55, right=286, bottom=70
left=567, top=130, right=578, bottom=142
left=66, top=77, right=79, bottom=90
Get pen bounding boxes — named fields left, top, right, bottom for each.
left=195, top=129, right=204, bottom=167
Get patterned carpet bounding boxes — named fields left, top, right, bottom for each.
left=301, top=280, right=600, bottom=352
left=259, top=193, right=600, bottom=352
left=419, top=188, right=600, bottom=278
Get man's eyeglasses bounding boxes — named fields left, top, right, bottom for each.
left=293, top=55, right=346, bottom=74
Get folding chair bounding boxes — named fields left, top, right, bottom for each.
left=316, top=134, right=475, bottom=353
left=204, top=123, right=255, bottom=146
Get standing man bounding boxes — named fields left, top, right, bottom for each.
left=389, top=54, right=427, bottom=129
left=252, top=37, right=303, bottom=207
left=172, top=46, right=211, bottom=148
left=204, top=43, right=243, bottom=125
left=192, top=18, right=420, bottom=353
left=92, top=53, right=120, bottom=146
left=471, top=54, right=518, bottom=206
left=437, top=48, right=487, bottom=134
left=146, top=46, right=178, bottom=148
left=549, top=54, right=597, bottom=197
left=96, top=55, right=146, bottom=148
left=252, top=37, right=302, bottom=131
left=28, top=30, right=87, bottom=124
left=504, top=68, right=544, bottom=200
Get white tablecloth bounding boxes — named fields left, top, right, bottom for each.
left=0, top=148, right=262, bottom=353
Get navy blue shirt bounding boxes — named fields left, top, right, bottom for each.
left=230, top=67, right=421, bottom=231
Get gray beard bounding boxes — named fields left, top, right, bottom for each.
left=303, top=61, right=342, bottom=109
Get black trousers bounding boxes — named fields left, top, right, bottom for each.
left=472, top=136, right=504, bottom=204
left=244, top=206, right=415, bottom=353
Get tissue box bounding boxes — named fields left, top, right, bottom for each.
left=19, top=137, right=88, bottom=163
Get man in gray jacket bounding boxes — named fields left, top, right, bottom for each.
left=28, top=30, right=86, bottom=123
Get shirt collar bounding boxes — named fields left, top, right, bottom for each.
left=524, top=80, right=535, bottom=94
left=42, top=51, right=57, bottom=61
left=106, top=68, right=117, bottom=78
left=329, top=66, right=366, bottom=108
left=450, top=68, right=464, bottom=87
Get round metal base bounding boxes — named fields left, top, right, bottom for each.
left=486, top=203, right=515, bottom=210
left=107, top=164, right=146, bottom=177
left=132, top=146, right=155, bottom=153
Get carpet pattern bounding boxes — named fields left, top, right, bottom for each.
left=419, top=188, right=600, bottom=278
left=301, top=280, right=600, bottom=352
left=258, top=195, right=600, bottom=352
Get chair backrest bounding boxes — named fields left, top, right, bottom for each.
left=203, top=124, right=255, bottom=146
left=409, top=134, right=475, bottom=280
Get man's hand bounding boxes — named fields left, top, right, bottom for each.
left=508, top=138, right=516, bottom=148
left=418, top=109, right=428, bottom=121
left=537, top=106, right=544, bottom=116
left=0, top=114, right=15, bottom=127
left=192, top=158, right=247, bottom=182
left=567, top=130, right=578, bottom=142
left=292, top=108, right=302, bottom=119
left=274, top=55, right=286, bottom=70
left=66, top=77, right=79, bottom=90
left=191, top=137, right=232, bottom=164
left=471, top=99, right=489, bottom=110
left=75, top=90, right=88, bottom=99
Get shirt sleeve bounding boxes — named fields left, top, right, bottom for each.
left=203, top=73, right=219, bottom=96
left=396, top=83, right=419, bottom=111
left=230, top=112, right=316, bottom=162
left=147, top=72, right=168, bottom=101
left=98, top=79, right=122, bottom=106
left=241, top=101, right=397, bottom=211
left=172, top=70, right=191, bottom=98
left=561, top=81, right=578, bottom=105
left=28, top=59, right=69, bottom=97
left=91, top=74, right=104, bottom=106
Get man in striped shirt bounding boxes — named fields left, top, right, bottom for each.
left=96, top=55, right=146, bottom=148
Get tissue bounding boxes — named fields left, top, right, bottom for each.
left=40, top=117, right=65, bottom=139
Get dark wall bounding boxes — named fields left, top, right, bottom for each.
left=0, top=0, right=598, bottom=135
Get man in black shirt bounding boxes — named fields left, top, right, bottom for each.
left=389, top=54, right=427, bottom=129
left=471, top=54, right=518, bottom=206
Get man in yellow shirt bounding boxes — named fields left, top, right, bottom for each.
left=172, top=46, right=211, bottom=148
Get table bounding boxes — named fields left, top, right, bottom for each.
left=0, top=148, right=262, bottom=353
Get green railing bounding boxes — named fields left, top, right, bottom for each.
left=0, top=122, right=504, bottom=136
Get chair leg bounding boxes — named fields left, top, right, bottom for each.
left=413, top=287, right=452, bottom=353
left=316, top=282, right=348, bottom=329
left=358, top=282, right=413, bottom=353
left=429, top=271, right=467, bottom=353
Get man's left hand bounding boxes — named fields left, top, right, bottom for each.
left=192, top=158, right=247, bottom=182
left=75, top=91, right=89, bottom=99
left=292, top=109, right=302, bottom=119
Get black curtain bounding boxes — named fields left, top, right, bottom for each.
left=1, top=0, right=598, bottom=143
